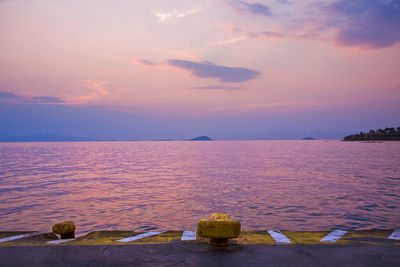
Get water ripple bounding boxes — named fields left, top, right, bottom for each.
left=0, top=140, right=399, bottom=234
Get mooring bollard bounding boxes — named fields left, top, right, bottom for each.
left=52, top=221, right=75, bottom=239
left=197, top=213, right=241, bottom=246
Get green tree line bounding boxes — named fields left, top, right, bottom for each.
left=343, top=127, right=400, bottom=141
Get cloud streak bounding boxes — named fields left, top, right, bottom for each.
left=155, top=5, right=202, bottom=21
left=0, top=91, right=18, bottom=99
left=74, top=79, right=111, bottom=103
left=209, top=27, right=285, bottom=47
left=32, top=96, right=65, bottom=103
left=192, top=85, right=243, bottom=91
left=276, top=0, right=291, bottom=4
left=224, top=0, right=272, bottom=16
left=247, top=31, right=285, bottom=39
left=167, top=59, right=261, bottom=82
left=210, top=101, right=320, bottom=115
left=327, top=0, right=400, bottom=49
left=233, top=26, right=285, bottom=39
left=0, top=91, right=65, bottom=104
left=137, top=59, right=157, bottom=66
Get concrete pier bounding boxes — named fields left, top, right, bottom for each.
left=0, top=230, right=399, bottom=266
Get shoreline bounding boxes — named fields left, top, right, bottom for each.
left=1, top=229, right=399, bottom=246
left=0, top=230, right=399, bottom=266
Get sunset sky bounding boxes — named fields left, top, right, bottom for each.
left=1, top=0, right=399, bottom=140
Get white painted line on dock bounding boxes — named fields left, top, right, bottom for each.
left=0, top=232, right=41, bottom=243
left=320, top=230, right=347, bottom=242
left=388, top=229, right=400, bottom=240
left=117, top=231, right=167, bottom=242
left=47, top=238, right=75, bottom=244
left=267, top=230, right=291, bottom=244
left=181, top=231, right=196, bottom=241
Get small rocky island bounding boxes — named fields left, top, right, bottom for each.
left=343, top=127, right=400, bottom=141
left=191, top=136, right=213, bottom=141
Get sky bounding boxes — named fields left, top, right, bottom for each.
left=0, top=0, right=400, bottom=140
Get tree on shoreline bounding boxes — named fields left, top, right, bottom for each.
left=343, top=127, right=400, bottom=141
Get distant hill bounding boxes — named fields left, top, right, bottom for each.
left=302, top=137, right=315, bottom=140
left=217, top=129, right=349, bottom=140
left=0, top=134, right=101, bottom=142
left=343, top=127, right=400, bottom=141
left=191, top=136, right=213, bottom=141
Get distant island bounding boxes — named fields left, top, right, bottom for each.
left=343, top=127, right=400, bottom=141
left=191, top=136, right=213, bottom=141
left=302, top=137, right=315, bottom=140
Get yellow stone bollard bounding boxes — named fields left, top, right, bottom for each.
left=197, top=213, right=241, bottom=246
left=52, top=221, right=75, bottom=239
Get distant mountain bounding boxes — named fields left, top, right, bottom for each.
left=0, top=134, right=101, bottom=142
left=191, top=136, right=213, bottom=141
left=343, top=127, right=400, bottom=141
left=214, top=129, right=349, bottom=140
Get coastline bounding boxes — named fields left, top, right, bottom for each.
left=0, top=230, right=399, bottom=266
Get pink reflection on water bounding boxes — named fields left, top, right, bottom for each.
left=0, top=140, right=399, bottom=234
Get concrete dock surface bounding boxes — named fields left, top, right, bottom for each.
left=0, top=230, right=399, bottom=266
left=1, top=243, right=399, bottom=266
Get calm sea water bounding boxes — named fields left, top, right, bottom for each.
left=0, top=140, right=399, bottom=235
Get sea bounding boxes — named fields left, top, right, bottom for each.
left=0, top=140, right=399, bottom=235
